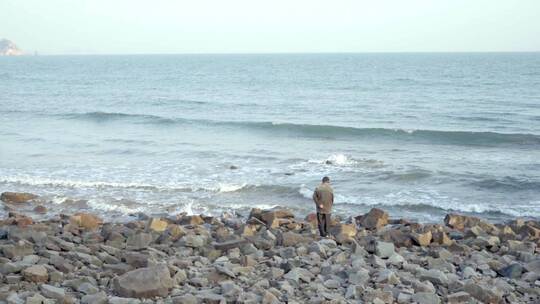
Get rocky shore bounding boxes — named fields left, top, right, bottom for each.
left=1, top=191, right=539, bottom=304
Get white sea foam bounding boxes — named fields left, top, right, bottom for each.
left=0, top=176, right=161, bottom=190
left=217, top=183, right=248, bottom=193
left=307, top=153, right=357, bottom=166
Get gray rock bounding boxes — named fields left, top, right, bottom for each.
left=108, top=297, right=142, bottom=304
left=40, top=285, right=66, bottom=302
left=464, top=282, right=503, bottom=304
left=2, top=241, right=34, bottom=259
left=420, top=269, right=448, bottom=286
left=376, top=269, right=400, bottom=284
left=81, top=291, right=107, bottom=304
left=113, top=264, right=174, bottom=298
left=498, top=263, right=523, bottom=279
left=284, top=267, right=314, bottom=283
left=126, top=233, right=152, bottom=250
left=446, top=291, right=471, bottom=304
left=411, top=292, right=441, bottom=304
left=323, top=279, right=340, bottom=289
left=78, top=282, right=99, bottom=295
left=25, top=293, right=47, bottom=304
left=525, top=259, right=540, bottom=274
left=172, top=294, right=197, bottom=304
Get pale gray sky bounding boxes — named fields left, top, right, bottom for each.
left=1, top=0, right=539, bottom=54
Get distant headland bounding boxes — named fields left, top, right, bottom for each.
left=0, top=39, right=23, bottom=56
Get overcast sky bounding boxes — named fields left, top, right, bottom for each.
left=1, top=0, right=539, bottom=54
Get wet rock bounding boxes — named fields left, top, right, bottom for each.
left=356, top=208, right=389, bottom=230
left=22, top=265, right=48, bottom=283
left=33, top=205, right=47, bottom=214
left=1, top=192, right=38, bottom=204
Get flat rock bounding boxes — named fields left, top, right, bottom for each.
left=1, top=192, right=38, bottom=203
left=40, top=284, right=66, bottom=302
left=113, top=264, right=173, bottom=298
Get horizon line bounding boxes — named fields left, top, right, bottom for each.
left=8, top=50, right=540, bottom=56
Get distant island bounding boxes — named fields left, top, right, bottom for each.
left=0, top=38, right=23, bottom=56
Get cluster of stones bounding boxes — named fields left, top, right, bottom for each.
left=1, top=191, right=539, bottom=304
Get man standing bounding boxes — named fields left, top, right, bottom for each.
left=312, top=176, right=334, bottom=237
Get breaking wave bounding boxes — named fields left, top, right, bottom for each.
left=57, top=111, right=540, bottom=147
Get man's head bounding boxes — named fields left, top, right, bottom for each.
left=322, top=176, right=330, bottom=183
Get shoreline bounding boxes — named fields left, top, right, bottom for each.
left=1, top=191, right=539, bottom=303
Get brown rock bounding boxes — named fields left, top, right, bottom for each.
left=70, top=213, right=102, bottom=230
left=34, top=205, right=47, bottom=214
left=356, top=208, right=389, bottom=230
left=147, top=218, right=168, bottom=232
left=411, top=230, right=432, bottom=247
left=260, top=209, right=294, bottom=228
left=281, top=231, right=308, bottom=246
left=432, top=231, right=452, bottom=246
left=179, top=215, right=204, bottom=226
left=22, top=265, right=48, bottom=283
left=444, top=214, right=496, bottom=233
left=1, top=192, right=38, bottom=203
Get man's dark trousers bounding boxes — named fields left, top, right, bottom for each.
left=317, top=212, right=330, bottom=237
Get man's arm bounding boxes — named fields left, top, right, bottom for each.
left=313, top=189, right=323, bottom=208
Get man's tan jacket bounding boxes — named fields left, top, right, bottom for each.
left=313, top=183, right=334, bottom=214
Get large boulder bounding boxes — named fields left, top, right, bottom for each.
left=356, top=208, right=389, bottom=230
left=260, top=209, right=294, bottom=228
left=1, top=192, right=38, bottom=203
left=113, top=265, right=174, bottom=298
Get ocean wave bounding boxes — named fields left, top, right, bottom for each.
left=60, top=111, right=180, bottom=124
left=0, top=176, right=255, bottom=194
left=56, top=112, right=540, bottom=147
left=471, top=176, right=540, bottom=192
left=298, top=186, right=540, bottom=218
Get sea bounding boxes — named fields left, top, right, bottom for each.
left=1, top=53, right=539, bottom=223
